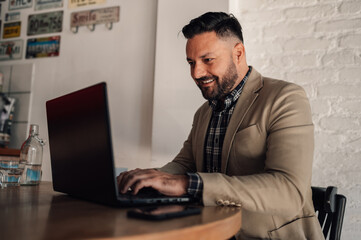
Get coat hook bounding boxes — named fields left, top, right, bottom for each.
left=106, top=22, right=113, bottom=30
left=71, top=26, right=79, bottom=33
left=87, top=24, right=96, bottom=31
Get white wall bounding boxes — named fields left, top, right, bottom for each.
left=0, top=0, right=158, bottom=180
left=231, top=1, right=361, bottom=239
left=151, top=0, right=229, bottom=167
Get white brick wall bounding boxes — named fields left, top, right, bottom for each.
left=233, top=0, right=361, bottom=239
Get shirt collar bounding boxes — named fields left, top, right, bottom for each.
left=209, top=66, right=252, bottom=112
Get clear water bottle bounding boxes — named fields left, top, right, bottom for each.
left=19, top=124, right=45, bottom=185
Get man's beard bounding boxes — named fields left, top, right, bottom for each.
left=197, top=62, right=239, bottom=101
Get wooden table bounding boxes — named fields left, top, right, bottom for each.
left=0, top=182, right=241, bottom=240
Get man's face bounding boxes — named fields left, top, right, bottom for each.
left=186, top=31, right=239, bottom=101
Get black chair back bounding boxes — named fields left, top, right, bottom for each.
left=312, top=186, right=346, bottom=240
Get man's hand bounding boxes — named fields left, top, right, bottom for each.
left=117, top=168, right=188, bottom=196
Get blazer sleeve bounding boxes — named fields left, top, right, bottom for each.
left=199, top=82, right=314, bottom=217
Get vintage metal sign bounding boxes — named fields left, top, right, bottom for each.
left=5, top=12, right=21, bottom=22
left=0, top=40, right=23, bottom=61
left=27, top=11, right=63, bottom=36
left=71, top=6, right=119, bottom=29
left=26, top=36, right=60, bottom=59
left=68, top=0, right=105, bottom=9
left=3, top=22, right=21, bottom=39
left=9, top=0, right=33, bottom=10
left=35, top=0, right=63, bottom=11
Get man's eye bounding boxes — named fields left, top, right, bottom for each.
left=204, top=58, right=213, bottom=63
left=188, top=61, right=195, bottom=66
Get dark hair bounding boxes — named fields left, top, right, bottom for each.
left=182, top=12, right=243, bottom=43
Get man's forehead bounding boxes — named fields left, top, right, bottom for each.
left=186, top=35, right=231, bottom=59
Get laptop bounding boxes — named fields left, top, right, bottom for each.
left=46, top=82, right=194, bottom=207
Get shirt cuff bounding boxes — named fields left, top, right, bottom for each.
left=186, top=172, right=203, bottom=199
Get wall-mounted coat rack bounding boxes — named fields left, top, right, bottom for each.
left=70, top=6, right=120, bottom=34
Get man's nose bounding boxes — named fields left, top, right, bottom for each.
left=192, top=63, right=207, bottom=79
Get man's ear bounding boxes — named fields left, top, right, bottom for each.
left=233, top=42, right=245, bottom=64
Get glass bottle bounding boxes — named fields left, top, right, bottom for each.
left=19, top=124, right=45, bottom=185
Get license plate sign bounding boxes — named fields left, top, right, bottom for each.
left=3, top=22, right=21, bottom=39
left=5, top=12, right=21, bottom=22
left=71, top=6, right=119, bottom=28
left=27, top=11, right=63, bottom=36
left=68, top=0, right=105, bottom=9
left=35, top=0, right=63, bottom=11
left=0, top=40, right=23, bottom=61
left=9, top=0, right=33, bottom=10
left=26, top=36, right=60, bottom=59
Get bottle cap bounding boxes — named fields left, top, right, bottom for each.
left=30, top=124, right=39, bottom=135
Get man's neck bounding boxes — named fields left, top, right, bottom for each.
left=232, top=65, right=249, bottom=92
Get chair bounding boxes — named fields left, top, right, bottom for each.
left=312, top=186, right=347, bottom=240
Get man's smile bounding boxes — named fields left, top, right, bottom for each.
left=196, top=76, right=217, bottom=87
left=198, top=79, right=215, bottom=87
left=201, top=79, right=215, bottom=84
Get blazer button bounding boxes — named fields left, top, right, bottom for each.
left=216, top=199, right=224, bottom=205
left=223, top=200, right=230, bottom=206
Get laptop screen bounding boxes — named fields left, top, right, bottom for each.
left=46, top=82, right=119, bottom=204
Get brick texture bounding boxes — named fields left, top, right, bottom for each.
left=234, top=1, right=361, bottom=239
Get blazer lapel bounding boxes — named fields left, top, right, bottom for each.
left=195, top=106, right=212, bottom=171
left=221, top=68, right=264, bottom=173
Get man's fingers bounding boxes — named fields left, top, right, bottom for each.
left=117, top=169, right=188, bottom=196
left=116, top=171, right=128, bottom=189
left=132, top=173, right=188, bottom=196
left=119, top=169, right=157, bottom=193
left=118, top=168, right=140, bottom=191
left=131, top=178, right=154, bottom=195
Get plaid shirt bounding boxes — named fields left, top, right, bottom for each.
left=187, top=67, right=252, bottom=199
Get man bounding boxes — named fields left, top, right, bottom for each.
left=118, top=12, right=324, bottom=239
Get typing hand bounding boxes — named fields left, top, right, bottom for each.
left=117, top=168, right=188, bottom=196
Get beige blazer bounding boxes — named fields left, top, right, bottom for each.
left=160, top=68, right=324, bottom=239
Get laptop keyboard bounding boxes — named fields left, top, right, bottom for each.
left=119, top=187, right=165, bottom=199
